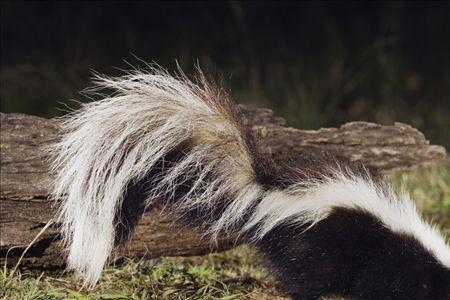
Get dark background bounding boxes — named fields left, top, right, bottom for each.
left=2, top=1, right=450, bottom=147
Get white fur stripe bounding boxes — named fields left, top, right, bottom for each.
left=243, top=169, right=450, bottom=268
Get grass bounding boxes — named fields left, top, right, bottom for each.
left=1, top=161, right=449, bottom=300
left=391, top=160, right=450, bottom=237
left=1, top=247, right=283, bottom=300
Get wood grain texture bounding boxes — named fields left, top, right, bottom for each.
left=0, top=107, right=446, bottom=268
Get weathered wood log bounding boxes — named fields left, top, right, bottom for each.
left=0, top=107, right=446, bottom=268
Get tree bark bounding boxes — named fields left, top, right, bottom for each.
left=0, top=108, right=446, bottom=268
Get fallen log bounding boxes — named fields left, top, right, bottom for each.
left=0, top=107, right=446, bottom=268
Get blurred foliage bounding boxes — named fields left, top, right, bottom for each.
left=1, top=2, right=449, bottom=147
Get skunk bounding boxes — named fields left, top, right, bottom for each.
left=48, top=68, right=450, bottom=299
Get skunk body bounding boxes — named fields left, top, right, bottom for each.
left=49, top=68, right=450, bottom=299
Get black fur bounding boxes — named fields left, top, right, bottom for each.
left=259, top=207, right=450, bottom=300
left=115, top=138, right=245, bottom=239
left=114, top=140, right=194, bottom=244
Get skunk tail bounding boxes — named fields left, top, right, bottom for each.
left=48, top=68, right=263, bottom=285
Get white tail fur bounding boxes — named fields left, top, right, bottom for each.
left=48, top=68, right=258, bottom=286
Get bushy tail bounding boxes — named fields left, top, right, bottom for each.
left=48, top=68, right=263, bottom=286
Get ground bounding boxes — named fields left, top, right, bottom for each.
left=1, top=161, right=449, bottom=300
